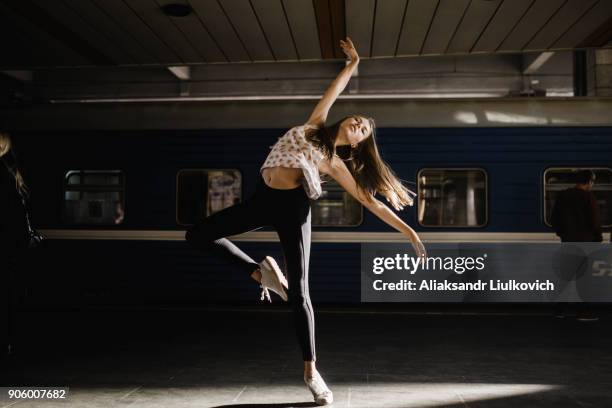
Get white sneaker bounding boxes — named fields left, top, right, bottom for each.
left=304, top=371, right=333, bottom=406
left=259, top=256, right=288, bottom=302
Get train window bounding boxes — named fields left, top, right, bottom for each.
left=311, top=179, right=363, bottom=227
left=63, top=170, right=125, bottom=225
left=176, top=169, right=242, bottom=225
left=543, top=167, right=612, bottom=227
left=417, top=168, right=487, bottom=227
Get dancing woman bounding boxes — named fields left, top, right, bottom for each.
left=185, top=37, right=427, bottom=406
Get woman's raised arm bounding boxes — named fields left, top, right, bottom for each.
left=306, top=38, right=360, bottom=127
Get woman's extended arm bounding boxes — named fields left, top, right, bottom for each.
left=322, top=156, right=427, bottom=259
left=307, top=37, right=360, bottom=127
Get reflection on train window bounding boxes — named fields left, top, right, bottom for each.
left=543, top=167, right=612, bottom=227
left=417, top=168, right=487, bottom=227
left=176, top=169, right=242, bottom=225
left=311, top=179, right=362, bottom=227
left=63, top=170, right=125, bottom=225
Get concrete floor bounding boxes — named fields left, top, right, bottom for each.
left=1, top=306, right=611, bottom=408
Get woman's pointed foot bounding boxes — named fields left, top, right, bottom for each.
left=304, top=371, right=333, bottom=405
left=258, top=256, right=288, bottom=302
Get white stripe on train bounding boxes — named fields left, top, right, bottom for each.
left=37, top=230, right=612, bottom=243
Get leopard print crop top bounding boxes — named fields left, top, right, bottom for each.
left=260, top=123, right=326, bottom=200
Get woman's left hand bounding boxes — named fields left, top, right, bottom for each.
left=340, top=37, right=359, bottom=63
left=409, top=233, right=427, bottom=264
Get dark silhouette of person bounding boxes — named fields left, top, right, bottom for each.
left=550, top=169, right=602, bottom=321
left=0, top=131, right=29, bottom=358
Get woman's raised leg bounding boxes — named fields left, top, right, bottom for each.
left=185, top=197, right=265, bottom=277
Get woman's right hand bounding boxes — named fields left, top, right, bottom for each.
left=340, top=37, right=359, bottom=63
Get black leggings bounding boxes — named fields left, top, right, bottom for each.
left=185, top=174, right=316, bottom=361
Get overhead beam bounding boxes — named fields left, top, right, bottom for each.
left=313, top=0, right=346, bottom=59
left=4, top=98, right=612, bottom=130
left=22, top=54, right=573, bottom=102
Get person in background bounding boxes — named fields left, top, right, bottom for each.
left=551, top=169, right=602, bottom=321
left=0, top=131, right=29, bottom=358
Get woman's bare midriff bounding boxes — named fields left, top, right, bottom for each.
left=262, top=167, right=303, bottom=189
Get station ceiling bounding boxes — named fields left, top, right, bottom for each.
left=1, top=0, right=612, bottom=69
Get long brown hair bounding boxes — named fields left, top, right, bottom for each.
left=0, top=131, right=28, bottom=196
left=305, top=115, right=416, bottom=210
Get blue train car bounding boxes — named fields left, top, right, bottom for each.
left=12, top=124, right=612, bottom=306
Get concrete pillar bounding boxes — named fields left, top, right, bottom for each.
left=574, top=50, right=588, bottom=96
left=587, top=48, right=612, bottom=96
